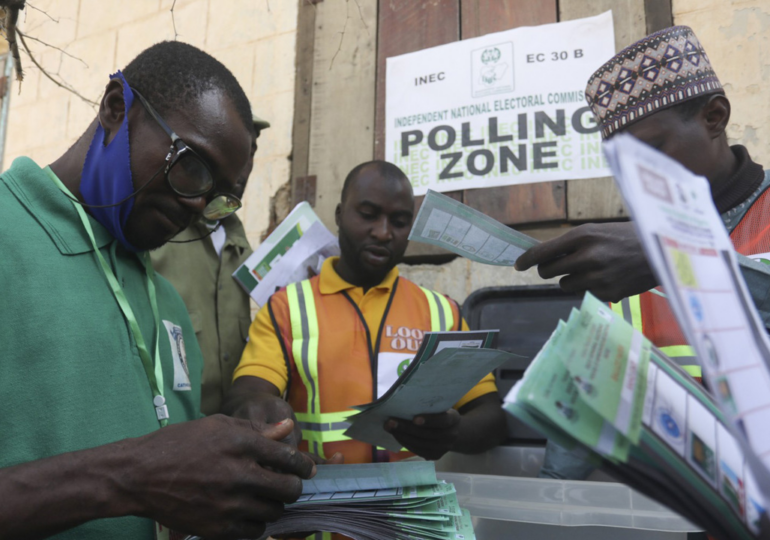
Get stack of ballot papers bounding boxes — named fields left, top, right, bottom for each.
left=504, top=292, right=767, bottom=540
left=344, top=330, right=518, bottom=451
left=262, top=461, right=475, bottom=540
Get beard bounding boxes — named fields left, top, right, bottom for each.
left=337, top=227, right=395, bottom=286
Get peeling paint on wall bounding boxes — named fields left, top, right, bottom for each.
left=674, top=1, right=770, bottom=169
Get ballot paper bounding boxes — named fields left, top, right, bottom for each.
left=561, top=294, right=651, bottom=444
left=344, top=331, right=517, bottom=452
left=509, top=312, right=632, bottom=462
left=262, top=461, right=476, bottom=540
left=233, top=203, right=339, bottom=307
left=182, top=462, right=475, bottom=540
left=605, top=134, right=770, bottom=509
left=504, top=292, right=767, bottom=539
left=409, top=189, right=538, bottom=264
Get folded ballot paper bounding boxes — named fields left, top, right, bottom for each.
left=344, top=330, right=519, bottom=452
left=505, top=292, right=768, bottom=540
left=232, top=202, right=339, bottom=308
left=262, top=461, right=475, bottom=540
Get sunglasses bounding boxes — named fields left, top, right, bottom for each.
left=131, top=88, right=242, bottom=221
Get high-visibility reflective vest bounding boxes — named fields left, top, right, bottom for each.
left=612, top=177, right=770, bottom=379
left=280, top=276, right=458, bottom=463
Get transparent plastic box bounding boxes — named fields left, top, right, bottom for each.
left=438, top=472, right=701, bottom=540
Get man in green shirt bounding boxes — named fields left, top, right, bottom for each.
left=0, top=42, right=314, bottom=540
left=152, top=113, right=270, bottom=415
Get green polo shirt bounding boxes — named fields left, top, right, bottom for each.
left=152, top=216, right=253, bottom=415
left=0, top=157, right=203, bottom=539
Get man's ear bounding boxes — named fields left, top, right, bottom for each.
left=335, top=203, right=342, bottom=228
left=98, top=79, right=128, bottom=146
left=702, top=94, right=731, bottom=140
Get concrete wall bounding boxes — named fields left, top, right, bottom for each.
left=2, top=0, right=299, bottom=248
left=673, top=0, right=770, bottom=169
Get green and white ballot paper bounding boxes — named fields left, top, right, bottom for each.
left=409, top=189, right=538, bottom=264
left=232, top=202, right=339, bottom=308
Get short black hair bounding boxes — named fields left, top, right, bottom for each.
left=341, top=160, right=410, bottom=203
left=122, top=41, right=254, bottom=136
left=672, top=93, right=716, bottom=120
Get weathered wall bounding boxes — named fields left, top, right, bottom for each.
left=2, top=0, right=298, bottom=248
left=400, top=0, right=657, bottom=302
left=406, top=0, right=770, bottom=305
left=673, top=0, right=770, bottom=169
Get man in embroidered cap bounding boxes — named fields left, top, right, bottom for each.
left=517, top=26, right=770, bottom=379
left=518, top=26, right=770, bottom=483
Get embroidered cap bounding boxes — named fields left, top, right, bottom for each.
left=585, top=26, right=723, bottom=139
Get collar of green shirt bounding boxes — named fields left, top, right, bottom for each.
left=2, top=157, right=113, bottom=255
left=318, top=256, right=400, bottom=295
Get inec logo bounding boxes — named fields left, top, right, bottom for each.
left=472, top=42, right=514, bottom=98
left=397, top=359, right=411, bottom=376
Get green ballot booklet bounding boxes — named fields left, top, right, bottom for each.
left=505, top=292, right=768, bottom=540
left=263, top=461, right=475, bottom=540
left=344, top=330, right=519, bottom=451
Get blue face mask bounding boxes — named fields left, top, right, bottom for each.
left=80, top=71, right=140, bottom=252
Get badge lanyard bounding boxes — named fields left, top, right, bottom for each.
left=46, top=168, right=169, bottom=427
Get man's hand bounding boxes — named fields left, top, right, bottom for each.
left=0, top=415, right=315, bottom=540
left=384, top=409, right=461, bottom=461
left=515, top=222, right=658, bottom=303
left=130, top=415, right=315, bottom=540
left=222, top=376, right=301, bottom=447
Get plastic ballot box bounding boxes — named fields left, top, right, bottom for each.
left=438, top=472, right=700, bottom=540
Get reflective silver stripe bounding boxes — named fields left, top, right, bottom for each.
left=431, top=290, right=447, bottom=331
left=298, top=421, right=352, bottom=432
left=620, top=297, right=633, bottom=325
left=296, top=283, right=318, bottom=415
left=670, top=356, right=698, bottom=367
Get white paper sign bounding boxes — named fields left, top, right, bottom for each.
left=385, top=11, right=615, bottom=196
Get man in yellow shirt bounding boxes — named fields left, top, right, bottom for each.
left=223, top=160, right=506, bottom=463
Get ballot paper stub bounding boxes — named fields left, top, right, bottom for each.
left=181, top=462, right=476, bottom=540
left=605, top=133, right=770, bottom=512
left=345, top=330, right=518, bottom=452
left=409, top=189, right=539, bottom=265
left=271, top=462, right=476, bottom=540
